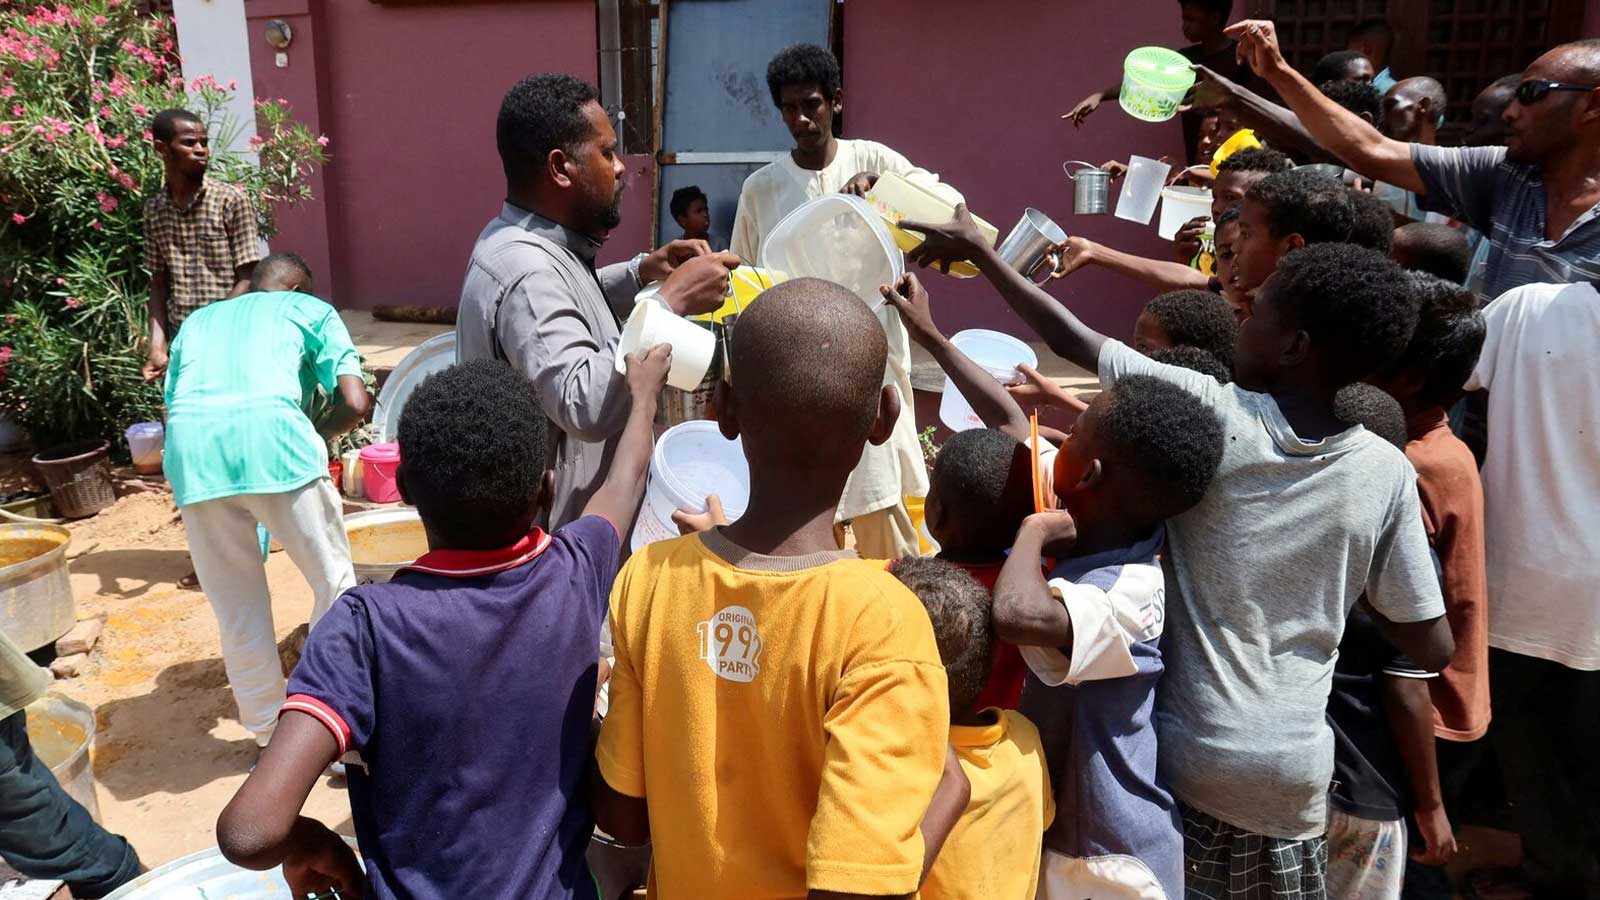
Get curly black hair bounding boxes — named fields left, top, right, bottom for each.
left=1142, top=290, right=1239, bottom=373
left=1385, top=273, right=1485, bottom=410
left=1320, top=78, right=1383, bottom=123
left=496, top=73, right=600, bottom=185
left=766, top=43, right=841, bottom=106
left=1346, top=187, right=1396, bottom=254
left=151, top=107, right=203, bottom=143
left=1149, top=345, right=1232, bottom=384
left=929, top=429, right=1034, bottom=556
left=1218, top=147, right=1294, bottom=175
left=1099, top=375, right=1226, bottom=522
left=1334, top=383, right=1407, bottom=449
left=1312, top=50, right=1371, bottom=86
left=250, top=252, right=313, bottom=292
left=1246, top=168, right=1354, bottom=245
left=889, top=557, right=993, bottom=718
left=396, top=359, right=549, bottom=549
left=670, top=185, right=707, bottom=221
left=1392, top=222, right=1472, bottom=284
left=1266, top=243, right=1420, bottom=384
left=1216, top=203, right=1242, bottom=226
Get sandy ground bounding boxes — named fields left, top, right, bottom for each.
left=41, top=483, right=354, bottom=868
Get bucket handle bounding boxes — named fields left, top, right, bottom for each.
left=1062, top=160, right=1104, bottom=180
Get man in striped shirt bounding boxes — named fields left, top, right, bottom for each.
left=1229, top=24, right=1600, bottom=301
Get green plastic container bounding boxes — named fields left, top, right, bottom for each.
left=1121, top=46, right=1197, bottom=123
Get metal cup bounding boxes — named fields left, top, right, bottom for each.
left=998, top=208, right=1069, bottom=284
left=1063, top=161, right=1110, bottom=215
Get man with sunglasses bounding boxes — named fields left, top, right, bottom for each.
left=1229, top=21, right=1600, bottom=302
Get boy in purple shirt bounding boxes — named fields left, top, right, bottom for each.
left=216, top=348, right=672, bottom=900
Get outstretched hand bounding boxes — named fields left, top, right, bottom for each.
left=672, top=494, right=728, bottom=535
left=878, top=273, right=941, bottom=349
left=623, top=343, right=673, bottom=398
left=1006, top=363, right=1085, bottom=415
left=901, top=204, right=988, bottom=275
left=1064, top=92, right=1104, bottom=127
left=1224, top=20, right=1289, bottom=78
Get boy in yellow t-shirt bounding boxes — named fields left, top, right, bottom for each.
left=889, top=557, right=1054, bottom=900
left=592, top=278, right=959, bottom=900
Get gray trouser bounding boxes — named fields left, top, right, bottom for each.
left=0, top=711, right=141, bottom=898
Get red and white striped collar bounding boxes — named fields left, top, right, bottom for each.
left=399, top=529, right=553, bottom=578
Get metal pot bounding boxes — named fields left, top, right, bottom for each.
left=1063, top=160, right=1111, bottom=215
left=997, top=208, right=1070, bottom=284
left=0, top=524, right=75, bottom=652
left=26, top=693, right=100, bottom=821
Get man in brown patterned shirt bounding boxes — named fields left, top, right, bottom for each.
left=141, top=108, right=262, bottom=381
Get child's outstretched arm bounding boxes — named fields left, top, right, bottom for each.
left=900, top=206, right=1108, bottom=375
left=217, top=713, right=364, bottom=898
left=992, top=512, right=1077, bottom=648
left=1379, top=672, right=1458, bottom=866
left=878, top=273, right=1031, bottom=442
left=582, top=343, right=672, bottom=536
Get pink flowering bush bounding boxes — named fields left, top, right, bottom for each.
left=0, top=0, right=327, bottom=450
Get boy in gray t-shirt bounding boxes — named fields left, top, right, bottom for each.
left=899, top=208, right=1455, bottom=899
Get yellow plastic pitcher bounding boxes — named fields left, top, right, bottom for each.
left=865, top=172, right=998, bottom=279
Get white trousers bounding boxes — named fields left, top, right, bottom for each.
left=180, top=479, right=354, bottom=743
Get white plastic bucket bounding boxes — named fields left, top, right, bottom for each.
left=939, top=330, right=1039, bottom=432
left=615, top=298, right=717, bottom=391
left=124, top=422, right=164, bottom=474
left=1158, top=186, right=1213, bottom=240
left=759, top=194, right=902, bottom=313
left=631, top=420, right=750, bottom=552
left=1115, top=155, right=1172, bottom=225
left=344, top=507, right=426, bottom=584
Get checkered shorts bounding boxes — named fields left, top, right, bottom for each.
left=1181, top=804, right=1328, bottom=900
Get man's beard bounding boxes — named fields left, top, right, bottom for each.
left=600, top=188, right=623, bottom=231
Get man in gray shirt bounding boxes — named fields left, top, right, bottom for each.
left=458, top=74, right=738, bottom=529
left=1228, top=23, right=1600, bottom=301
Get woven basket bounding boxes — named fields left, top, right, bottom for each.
left=31, top=440, right=115, bottom=519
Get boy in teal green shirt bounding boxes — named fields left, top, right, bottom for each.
left=164, top=253, right=370, bottom=747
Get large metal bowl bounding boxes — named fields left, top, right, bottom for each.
left=0, top=523, right=75, bottom=652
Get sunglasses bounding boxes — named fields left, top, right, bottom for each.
left=1515, top=79, right=1597, bottom=105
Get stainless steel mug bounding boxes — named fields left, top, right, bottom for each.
left=1063, top=160, right=1110, bottom=215
left=997, top=208, right=1069, bottom=284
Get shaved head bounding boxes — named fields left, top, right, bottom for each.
left=1543, top=38, right=1600, bottom=83
left=728, top=278, right=889, bottom=467
left=1384, top=76, right=1448, bottom=141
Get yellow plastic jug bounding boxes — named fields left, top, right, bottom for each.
left=690, top=266, right=788, bottom=324
left=865, top=172, right=998, bottom=279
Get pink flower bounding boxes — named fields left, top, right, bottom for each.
left=97, top=192, right=118, bottom=213
left=94, top=15, right=107, bottom=25
left=10, top=104, right=21, bottom=117
left=0, top=125, right=10, bottom=137
left=316, top=135, right=329, bottom=147
left=109, top=0, right=122, bottom=7
left=99, top=106, right=112, bottom=119
left=108, top=81, right=126, bottom=98
left=0, top=86, right=12, bottom=98
left=142, top=130, right=153, bottom=142
left=118, top=173, right=137, bottom=191
left=247, top=135, right=264, bottom=148
left=64, top=298, right=81, bottom=309
left=10, top=213, right=25, bottom=225
left=132, top=103, right=147, bottom=117
left=227, top=79, right=238, bottom=91
left=90, top=219, right=103, bottom=231
left=170, top=77, right=184, bottom=91
left=105, top=134, right=126, bottom=148
left=54, top=277, right=65, bottom=285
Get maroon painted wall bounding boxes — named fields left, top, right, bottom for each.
left=246, top=0, right=653, bottom=307
left=843, top=0, right=1190, bottom=341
